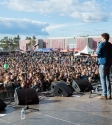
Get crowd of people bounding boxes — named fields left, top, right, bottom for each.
left=0, top=51, right=102, bottom=93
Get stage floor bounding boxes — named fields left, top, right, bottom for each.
left=0, top=92, right=112, bottom=125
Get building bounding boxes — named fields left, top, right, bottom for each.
left=19, top=36, right=112, bottom=51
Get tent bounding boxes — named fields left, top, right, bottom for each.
left=34, top=48, right=43, bottom=52
left=52, top=48, right=59, bottom=52
left=74, top=45, right=94, bottom=56
left=34, top=48, right=52, bottom=52
left=42, top=48, right=52, bottom=52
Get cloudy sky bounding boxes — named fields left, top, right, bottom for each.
left=0, top=0, right=112, bottom=39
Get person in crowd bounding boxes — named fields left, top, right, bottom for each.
left=0, top=50, right=103, bottom=95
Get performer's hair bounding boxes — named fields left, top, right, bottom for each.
left=101, top=33, right=110, bottom=41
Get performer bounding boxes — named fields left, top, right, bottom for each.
left=92, top=33, right=112, bottom=99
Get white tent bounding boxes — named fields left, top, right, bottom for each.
left=74, top=45, right=94, bottom=56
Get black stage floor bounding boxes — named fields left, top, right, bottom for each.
left=0, top=92, right=112, bottom=125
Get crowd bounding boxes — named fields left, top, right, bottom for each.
left=0, top=52, right=101, bottom=93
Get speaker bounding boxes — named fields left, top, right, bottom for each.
left=51, top=81, right=67, bottom=93
left=53, top=83, right=73, bottom=97
left=14, top=88, right=39, bottom=105
left=0, top=98, right=7, bottom=110
left=72, top=79, right=92, bottom=92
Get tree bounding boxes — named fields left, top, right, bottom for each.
left=3, top=36, right=9, bottom=51
left=13, top=35, right=20, bottom=50
left=32, top=36, right=36, bottom=40
left=25, top=37, right=31, bottom=40
left=25, top=36, right=36, bottom=51
left=0, top=35, right=20, bottom=51
left=17, top=35, right=20, bottom=40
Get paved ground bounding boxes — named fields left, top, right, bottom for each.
left=0, top=92, right=112, bottom=125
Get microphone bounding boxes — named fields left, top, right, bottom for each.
left=98, top=41, right=101, bottom=45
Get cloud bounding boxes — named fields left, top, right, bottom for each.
left=70, top=12, right=108, bottom=22
left=46, top=22, right=85, bottom=31
left=45, top=21, right=112, bottom=37
left=111, top=13, right=112, bottom=16
left=46, top=24, right=69, bottom=31
left=0, top=17, right=49, bottom=36
left=2, top=0, right=109, bottom=22
left=104, top=0, right=111, bottom=1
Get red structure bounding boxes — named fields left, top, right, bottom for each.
left=50, top=39, right=65, bottom=49
left=42, top=39, right=49, bottom=48
left=19, top=40, right=29, bottom=51
left=92, top=37, right=101, bottom=50
left=76, top=38, right=87, bottom=51
left=19, top=36, right=112, bottom=52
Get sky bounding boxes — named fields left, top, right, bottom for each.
left=0, top=0, right=112, bottom=39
